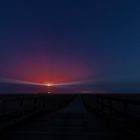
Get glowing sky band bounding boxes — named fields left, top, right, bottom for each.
left=0, top=78, right=92, bottom=87
left=0, top=78, right=45, bottom=86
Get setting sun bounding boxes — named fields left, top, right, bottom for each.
left=45, top=82, right=54, bottom=87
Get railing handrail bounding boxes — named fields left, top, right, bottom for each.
left=81, top=94, right=140, bottom=139
left=0, top=94, right=76, bottom=131
left=96, top=95, right=140, bottom=105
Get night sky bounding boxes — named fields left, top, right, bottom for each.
left=0, top=0, right=140, bottom=93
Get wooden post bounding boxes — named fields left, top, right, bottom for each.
left=96, top=97, right=99, bottom=113
left=42, top=96, right=46, bottom=110
left=108, top=99, right=112, bottom=120
left=123, top=101, right=128, bottom=124
left=34, top=97, right=37, bottom=111
left=20, top=99, right=24, bottom=117
left=101, top=98, right=104, bottom=115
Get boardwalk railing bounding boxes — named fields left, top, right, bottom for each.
left=81, top=94, right=140, bottom=139
left=0, top=95, right=42, bottom=131
left=0, top=94, right=76, bottom=131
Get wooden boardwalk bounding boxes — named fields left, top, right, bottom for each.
left=1, top=96, right=128, bottom=140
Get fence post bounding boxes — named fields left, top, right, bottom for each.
left=34, top=97, right=37, bottom=111
left=123, top=101, right=128, bottom=124
left=42, top=96, right=46, bottom=110
left=96, top=97, right=99, bottom=113
left=108, top=99, right=112, bottom=120
left=100, top=98, right=104, bottom=115
left=20, top=99, right=24, bottom=117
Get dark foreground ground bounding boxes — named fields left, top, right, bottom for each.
left=0, top=93, right=139, bottom=140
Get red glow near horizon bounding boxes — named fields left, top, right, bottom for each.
left=9, top=67, right=91, bottom=85
left=3, top=48, right=95, bottom=85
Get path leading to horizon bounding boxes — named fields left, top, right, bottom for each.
left=2, top=96, right=127, bottom=140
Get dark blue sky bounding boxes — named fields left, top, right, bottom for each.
left=0, top=0, right=140, bottom=90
